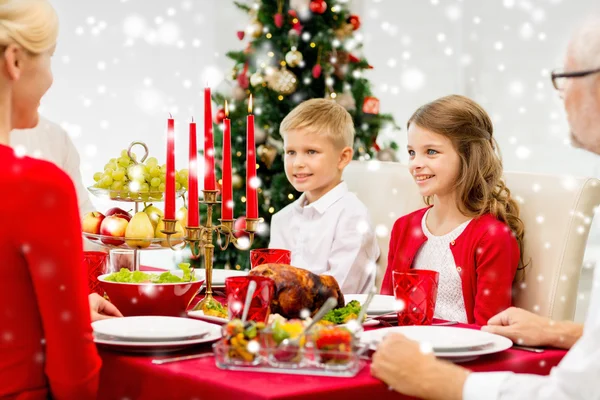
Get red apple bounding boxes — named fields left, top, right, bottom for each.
left=100, top=215, right=129, bottom=245
left=105, top=207, right=132, bottom=221
left=82, top=211, right=105, bottom=235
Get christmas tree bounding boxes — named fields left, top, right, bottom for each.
left=209, top=0, right=399, bottom=270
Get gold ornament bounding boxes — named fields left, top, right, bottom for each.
left=250, top=71, right=265, bottom=87
left=284, top=49, right=303, bottom=68
left=247, top=20, right=263, bottom=39
left=258, top=144, right=278, bottom=169
left=232, top=173, right=243, bottom=190
left=376, top=148, right=398, bottom=162
left=232, top=85, right=246, bottom=101
left=255, top=126, right=267, bottom=144
left=267, top=66, right=298, bottom=95
left=334, top=23, right=354, bottom=40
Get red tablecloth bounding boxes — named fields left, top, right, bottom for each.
left=97, top=276, right=566, bottom=400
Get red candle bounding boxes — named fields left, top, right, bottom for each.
left=188, top=118, right=199, bottom=227
left=204, top=87, right=216, bottom=191
left=165, top=115, right=176, bottom=220
left=246, top=95, right=258, bottom=219
left=221, top=101, right=233, bottom=220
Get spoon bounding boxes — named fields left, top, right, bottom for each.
left=279, top=297, right=338, bottom=351
left=240, top=280, right=257, bottom=325
left=356, top=287, right=377, bottom=325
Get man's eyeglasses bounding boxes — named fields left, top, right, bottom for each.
left=551, top=67, right=600, bottom=91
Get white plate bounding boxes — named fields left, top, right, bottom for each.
left=93, top=320, right=221, bottom=353
left=197, top=269, right=248, bottom=286
left=360, top=326, right=512, bottom=358
left=344, top=294, right=397, bottom=316
left=187, top=310, right=228, bottom=325
left=92, top=316, right=210, bottom=341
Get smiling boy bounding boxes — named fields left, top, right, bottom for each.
left=268, top=99, right=380, bottom=294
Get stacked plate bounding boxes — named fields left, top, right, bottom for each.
left=344, top=294, right=397, bottom=319
left=93, top=316, right=222, bottom=353
left=359, top=326, right=513, bottom=362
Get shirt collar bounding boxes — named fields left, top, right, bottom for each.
left=294, top=181, right=348, bottom=215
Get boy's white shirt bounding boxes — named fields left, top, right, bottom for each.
left=10, top=117, right=94, bottom=216
left=269, top=181, right=380, bottom=294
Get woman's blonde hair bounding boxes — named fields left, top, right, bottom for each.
left=280, top=98, right=355, bottom=149
left=0, top=0, right=58, bottom=54
left=408, top=95, right=527, bottom=272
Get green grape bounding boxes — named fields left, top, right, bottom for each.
left=140, top=193, right=150, bottom=201
left=181, top=180, right=189, bottom=190
left=149, top=166, right=161, bottom=177
left=111, top=181, right=124, bottom=191
left=104, top=162, right=117, bottom=171
left=98, top=175, right=112, bottom=188
left=120, top=149, right=129, bottom=158
left=150, top=177, right=161, bottom=187
left=175, top=182, right=181, bottom=191
left=139, top=182, right=150, bottom=193
left=109, top=158, right=117, bottom=164
left=159, top=183, right=166, bottom=192
left=127, top=165, right=145, bottom=181
left=118, top=157, right=130, bottom=168
left=145, top=157, right=158, bottom=168
left=112, top=169, right=126, bottom=181
left=150, top=193, right=164, bottom=200
left=104, top=167, right=115, bottom=176
left=160, top=174, right=166, bottom=183
left=93, top=172, right=103, bottom=182
left=129, top=180, right=141, bottom=193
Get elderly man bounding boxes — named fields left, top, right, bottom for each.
left=371, top=15, right=600, bottom=400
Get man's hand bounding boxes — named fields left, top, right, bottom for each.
left=370, top=333, right=468, bottom=400
left=481, top=307, right=582, bottom=350
left=89, top=293, right=123, bottom=322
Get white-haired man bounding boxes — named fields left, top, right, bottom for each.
left=371, top=16, right=600, bottom=400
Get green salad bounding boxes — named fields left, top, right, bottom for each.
left=322, top=300, right=362, bottom=324
left=104, top=263, right=197, bottom=283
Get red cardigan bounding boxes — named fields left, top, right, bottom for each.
left=0, top=145, right=101, bottom=399
left=381, top=207, right=519, bottom=326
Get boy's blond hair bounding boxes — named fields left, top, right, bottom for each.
left=280, top=98, right=355, bottom=149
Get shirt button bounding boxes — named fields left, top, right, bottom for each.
left=451, top=240, right=456, bottom=246
left=456, top=266, right=462, bottom=272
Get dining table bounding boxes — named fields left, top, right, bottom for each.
left=97, top=279, right=567, bottom=400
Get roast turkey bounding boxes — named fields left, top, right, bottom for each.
left=248, top=264, right=345, bottom=319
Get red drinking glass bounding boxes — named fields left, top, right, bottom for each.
left=392, top=270, right=439, bottom=326
left=83, top=251, right=109, bottom=295
left=225, top=276, right=275, bottom=323
left=250, top=248, right=291, bottom=269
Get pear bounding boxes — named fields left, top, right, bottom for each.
left=176, top=206, right=189, bottom=234
left=143, top=203, right=164, bottom=230
left=155, top=218, right=185, bottom=247
left=125, top=212, right=154, bottom=248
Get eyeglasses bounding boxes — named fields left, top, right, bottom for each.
left=551, top=67, right=600, bottom=91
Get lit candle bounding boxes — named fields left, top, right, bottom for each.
left=188, top=117, right=199, bottom=227
left=165, top=115, right=176, bottom=220
left=221, top=101, right=233, bottom=220
left=204, top=87, right=216, bottom=191
left=246, top=95, right=258, bottom=219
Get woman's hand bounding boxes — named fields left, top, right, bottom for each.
left=89, top=293, right=123, bottom=322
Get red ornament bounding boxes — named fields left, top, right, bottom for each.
left=362, top=96, right=380, bottom=115
left=348, top=53, right=360, bottom=63
left=309, top=0, right=327, bottom=14
left=237, top=73, right=249, bottom=89
left=233, top=216, right=249, bottom=239
left=274, top=13, right=284, bottom=28
left=347, top=15, right=361, bottom=30
left=214, top=108, right=226, bottom=124
left=312, top=64, right=322, bottom=78
left=236, top=30, right=245, bottom=40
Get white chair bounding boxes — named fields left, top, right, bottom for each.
left=344, top=160, right=600, bottom=321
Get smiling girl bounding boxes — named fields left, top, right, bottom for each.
left=381, top=95, right=525, bottom=325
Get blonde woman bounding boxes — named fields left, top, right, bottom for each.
left=381, top=95, right=526, bottom=325
left=0, top=1, right=117, bottom=398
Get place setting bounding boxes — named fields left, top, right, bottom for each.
left=92, top=316, right=222, bottom=353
